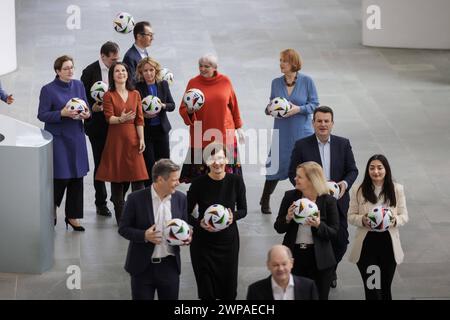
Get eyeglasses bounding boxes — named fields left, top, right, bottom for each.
left=61, top=66, right=74, bottom=71
left=140, top=32, right=154, bottom=38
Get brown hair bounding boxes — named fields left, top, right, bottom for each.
left=53, top=55, right=73, bottom=73
left=108, top=62, right=134, bottom=91
left=280, top=49, right=302, bottom=72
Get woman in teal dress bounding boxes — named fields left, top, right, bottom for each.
left=260, top=49, right=319, bottom=214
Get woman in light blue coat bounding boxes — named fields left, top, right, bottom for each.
left=260, top=49, right=319, bottom=214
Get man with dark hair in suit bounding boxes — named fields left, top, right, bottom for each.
left=118, top=159, right=191, bottom=300
left=81, top=41, right=120, bottom=217
left=123, top=21, right=153, bottom=83
left=247, top=245, right=318, bottom=300
left=288, top=106, right=358, bottom=289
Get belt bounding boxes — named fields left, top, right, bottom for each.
left=151, top=256, right=172, bottom=264
left=297, top=243, right=314, bottom=250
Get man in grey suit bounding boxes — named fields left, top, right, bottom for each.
left=118, top=159, right=191, bottom=300
left=247, top=245, right=318, bottom=300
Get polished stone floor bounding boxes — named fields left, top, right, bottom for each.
left=1, top=0, right=450, bottom=300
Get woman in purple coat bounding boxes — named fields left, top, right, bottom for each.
left=38, top=55, right=90, bottom=231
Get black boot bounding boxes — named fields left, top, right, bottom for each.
left=114, top=204, right=124, bottom=225
left=259, top=180, right=278, bottom=214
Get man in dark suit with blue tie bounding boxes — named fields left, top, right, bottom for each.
left=118, top=159, right=191, bottom=300
left=123, top=21, right=153, bottom=83
left=288, top=106, right=358, bottom=289
left=247, top=245, right=318, bottom=300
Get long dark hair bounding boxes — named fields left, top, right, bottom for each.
left=108, top=62, right=134, bottom=91
left=358, top=154, right=396, bottom=207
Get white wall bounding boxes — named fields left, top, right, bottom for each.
left=362, top=0, right=450, bottom=49
left=0, top=0, right=17, bottom=75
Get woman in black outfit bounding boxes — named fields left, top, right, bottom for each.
left=274, top=161, right=339, bottom=300
left=187, top=143, right=247, bottom=300
left=135, top=57, right=175, bottom=186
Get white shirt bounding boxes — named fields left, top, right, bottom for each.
left=98, top=58, right=109, bottom=85
left=271, top=274, right=295, bottom=300
left=296, top=224, right=314, bottom=244
left=150, top=185, right=174, bottom=259
left=134, top=44, right=149, bottom=59
left=317, top=135, right=331, bottom=180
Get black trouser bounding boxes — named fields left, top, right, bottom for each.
left=144, top=125, right=170, bottom=187
left=357, top=231, right=397, bottom=300
left=54, top=177, right=83, bottom=219
left=331, top=223, right=349, bottom=280
left=110, top=181, right=145, bottom=208
left=131, top=256, right=179, bottom=300
left=89, top=135, right=108, bottom=207
left=292, top=245, right=335, bottom=300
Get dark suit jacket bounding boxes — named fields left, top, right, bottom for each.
left=80, top=60, right=108, bottom=138
left=288, top=134, right=358, bottom=232
left=123, top=45, right=142, bottom=83
left=135, top=80, right=175, bottom=134
left=118, top=189, right=188, bottom=276
left=274, top=190, right=339, bottom=270
left=247, top=275, right=318, bottom=300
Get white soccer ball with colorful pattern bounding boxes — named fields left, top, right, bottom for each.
left=164, top=219, right=191, bottom=246
left=113, top=12, right=135, bottom=34
left=327, top=181, right=340, bottom=200
left=368, top=206, right=394, bottom=232
left=142, top=95, right=163, bottom=115
left=65, top=98, right=88, bottom=120
left=293, top=198, right=319, bottom=224
left=267, top=97, right=291, bottom=118
left=90, top=81, right=108, bottom=103
left=161, top=68, right=174, bottom=85
left=204, top=204, right=230, bottom=231
left=183, top=88, right=205, bottom=112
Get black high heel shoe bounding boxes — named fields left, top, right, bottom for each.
left=65, top=218, right=85, bottom=232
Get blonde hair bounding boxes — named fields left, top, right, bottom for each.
left=280, top=49, right=302, bottom=72
left=136, top=57, right=162, bottom=82
left=297, top=161, right=329, bottom=196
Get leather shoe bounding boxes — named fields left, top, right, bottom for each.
left=96, top=206, right=112, bottom=217
left=330, top=279, right=337, bottom=288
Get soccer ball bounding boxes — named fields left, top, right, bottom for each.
left=164, top=219, right=191, bottom=246
left=65, top=98, right=88, bottom=120
left=142, top=95, right=163, bottom=115
left=113, top=12, right=135, bottom=34
left=267, top=97, right=291, bottom=118
left=293, top=198, right=319, bottom=224
left=367, top=206, right=394, bottom=232
left=204, top=204, right=230, bottom=231
left=183, top=88, right=205, bottom=112
left=327, top=181, right=340, bottom=200
left=90, top=81, right=108, bottom=103
left=161, top=68, right=174, bottom=85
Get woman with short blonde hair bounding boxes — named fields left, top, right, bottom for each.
left=274, top=160, right=338, bottom=300
left=297, top=162, right=329, bottom=196
left=135, top=56, right=176, bottom=186
left=136, top=57, right=163, bottom=82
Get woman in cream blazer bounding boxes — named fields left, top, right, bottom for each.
left=348, top=154, right=408, bottom=300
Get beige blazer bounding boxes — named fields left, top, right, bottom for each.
left=348, top=182, right=409, bottom=264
